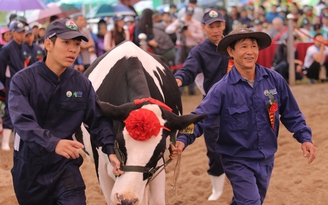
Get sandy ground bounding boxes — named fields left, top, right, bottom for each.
left=0, top=83, right=327, bottom=205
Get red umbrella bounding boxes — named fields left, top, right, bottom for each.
left=27, top=2, right=81, bottom=24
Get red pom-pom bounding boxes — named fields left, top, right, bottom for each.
left=124, top=108, right=162, bottom=141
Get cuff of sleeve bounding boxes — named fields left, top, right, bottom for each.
left=47, top=136, right=61, bottom=152
left=102, top=144, right=115, bottom=155
left=177, top=135, right=188, bottom=150
left=295, top=129, right=312, bottom=144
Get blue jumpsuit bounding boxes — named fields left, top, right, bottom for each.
left=0, top=39, right=26, bottom=129
left=178, top=65, right=312, bottom=205
left=9, top=59, right=116, bottom=205
left=23, top=43, right=45, bottom=67
left=174, top=38, right=229, bottom=176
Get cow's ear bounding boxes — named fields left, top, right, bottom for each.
left=97, top=100, right=142, bottom=121
left=163, top=109, right=206, bottom=130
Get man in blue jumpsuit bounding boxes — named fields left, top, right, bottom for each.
left=0, top=21, right=26, bottom=150
left=174, top=9, right=230, bottom=201
left=8, top=19, right=122, bottom=205
left=23, top=27, right=45, bottom=67
left=171, top=28, right=316, bottom=204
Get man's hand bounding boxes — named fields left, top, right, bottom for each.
left=109, top=154, right=125, bottom=176
left=148, top=39, right=158, bottom=47
left=183, top=30, right=192, bottom=36
left=169, top=141, right=185, bottom=159
left=301, top=142, right=316, bottom=164
left=176, top=78, right=182, bottom=87
left=55, top=139, right=84, bottom=159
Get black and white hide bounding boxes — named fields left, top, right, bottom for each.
left=79, top=41, right=205, bottom=205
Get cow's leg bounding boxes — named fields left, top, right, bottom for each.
left=148, top=170, right=166, bottom=205
left=97, top=150, right=116, bottom=205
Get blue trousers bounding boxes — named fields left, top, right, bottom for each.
left=204, top=116, right=224, bottom=176
left=12, top=152, right=86, bottom=205
left=221, top=155, right=274, bottom=205
left=3, top=77, right=13, bottom=129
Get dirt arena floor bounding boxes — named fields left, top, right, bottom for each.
left=0, top=83, right=327, bottom=205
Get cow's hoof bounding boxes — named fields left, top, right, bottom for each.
left=116, top=193, right=139, bottom=205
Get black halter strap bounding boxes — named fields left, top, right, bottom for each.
left=114, top=131, right=176, bottom=184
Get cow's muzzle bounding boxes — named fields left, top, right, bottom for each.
left=116, top=193, right=139, bottom=205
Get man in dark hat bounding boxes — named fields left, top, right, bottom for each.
left=8, top=18, right=121, bottom=204
left=171, top=28, right=316, bottom=204
left=174, top=8, right=230, bottom=201
left=0, top=21, right=27, bottom=151
left=23, top=26, right=45, bottom=67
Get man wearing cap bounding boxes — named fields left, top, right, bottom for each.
left=8, top=19, right=121, bottom=204
left=174, top=9, right=229, bottom=201
left=0, top=21, right=26, bottom=150
left=23, top=26, right=45, bottom=67
left=165, top=5, right=203, bottom=95
left=177, top=0, right=204, bottom=23
left=321, top=13, right=328, bottom=39
left=296, top=18, right=313, bottom=42
left=171, top=28, right=316, bottom=204
left=252, top=19, right=266, bottom=32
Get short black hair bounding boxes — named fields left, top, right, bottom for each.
left=169, top=4, right=176, bottom=9
left=50, top=15, right=59, bottom=23
left=9, top=14, right=17, bottom=21
left=189, top=0, right=197, bottom=4
left=314, top=33, right=323, bottom=38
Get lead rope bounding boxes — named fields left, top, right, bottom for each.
left=167, top=132, right=181, bottom=205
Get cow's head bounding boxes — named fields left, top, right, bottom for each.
left=98, top=99, right=205, bottom=205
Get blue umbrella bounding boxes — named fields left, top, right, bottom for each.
left=86, top=3, right=136, bottom=18
left=0, top=0, right=47, bottom=11
left=197, top=0, right=223, bottom=8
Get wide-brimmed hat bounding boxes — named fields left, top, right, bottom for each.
left=217, top=28, right=272, bottom=56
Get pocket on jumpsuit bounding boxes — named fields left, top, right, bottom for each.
left=227, top=106, right=250, bottom=131
left=55, top=101, right=86, bottom=133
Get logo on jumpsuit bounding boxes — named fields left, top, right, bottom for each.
left=66, top=91, right=72, bottom=97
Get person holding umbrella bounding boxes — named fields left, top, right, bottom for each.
left=170, top=28, right=316, bottom=204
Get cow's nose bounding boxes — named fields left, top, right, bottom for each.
left=116, top=193, right=139, bottom=205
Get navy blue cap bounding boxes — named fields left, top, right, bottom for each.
left=9, top=21, right=25, bottom=32
left=45, top=19, right=88, bottom=42
left=24, top=26, right=33, bottom=35
left=254, top=19, right=262, bottom=25
left=303, top=18, right=310, bottom=26
left=202, top=9, right=225, bottom=25
left=185, top=6, right=194, bottom=15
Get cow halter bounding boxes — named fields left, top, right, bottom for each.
left=114, top=97, right=176, bottom=184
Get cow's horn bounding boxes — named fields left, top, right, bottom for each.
left=162, top=109, right=206, bottom=130
left=97, top=100, right=142, bottom=121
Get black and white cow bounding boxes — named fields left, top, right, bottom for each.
left=79, top=41, right=205, bottom=205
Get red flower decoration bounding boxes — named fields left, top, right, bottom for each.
left=269, top=102, right=278, bottom=112
left=265, top=92, right=279, bottom=131
left=124, top=108, right=169, bottom=141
